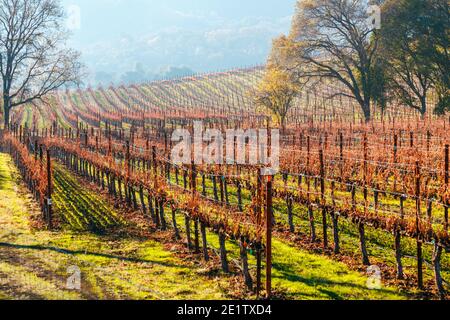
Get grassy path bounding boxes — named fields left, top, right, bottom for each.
left=0, top=152, right=408, bottom=299
left=0, top=153, right=229, bottom=300
left=53, top=164, right=123, bottom=232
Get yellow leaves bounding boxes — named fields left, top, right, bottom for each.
left=254, top=65, right=300, bottom=127
left=300, top=0, right=317, bottom=9
left=269, top=35, right=300, bottom=69
left=257, top=65, right=299, bottom=97
left=259, top=68, right=286, bottom=92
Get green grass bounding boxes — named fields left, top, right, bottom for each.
left=0, top=152, right=230, bottom=300
left=95, top=159, right=418, bottom=299
left=0, top=151, right=411, bottom=300
left=53, top=163, right=123, bottom=232
left=171, top=210, right=407, bottom=300
left=271, top=196, right=450, bottom=290
left=178, top=169, right=448, bottom=292
left=270, top=239, right=405, bottom=300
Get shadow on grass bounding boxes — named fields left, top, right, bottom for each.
left=0, top=242, right=182, bottom=269
left=0, top=176, right=9, bottom=190
left=272, top=261, right=399, bottom=299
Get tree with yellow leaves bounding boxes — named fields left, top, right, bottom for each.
left=254, top=63, right=299, bottom=133
left=254, top=35, right=302, bottom=133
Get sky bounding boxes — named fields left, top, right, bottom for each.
left=61, top=0, right=297, bottom=85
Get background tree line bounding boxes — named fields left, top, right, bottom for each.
left=256, top=0, right=449, bottom=126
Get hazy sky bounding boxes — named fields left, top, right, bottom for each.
left=61, top=0, right=297, bottom=83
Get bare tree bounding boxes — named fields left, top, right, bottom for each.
left=288, top=0, right=381, bottom=122
left=0, top=0, right=82, bottom=127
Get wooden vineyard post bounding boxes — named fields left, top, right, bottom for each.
left=34, top=140, right=38, bottom=160
left=218, top=166, right=225, bottom=204
left=218, top=231, right=229, bottom=273
left=46, top=148, right=53, bottom=230
left=319, top=149, right=327, bottom=249
left=191, top=161, right=197, bottom=197
left=200, top=220, right=208, bottom=261
left=143, top=139, right=150, bottom=186
left=393, top=134, right=398, bottom=192
left=445, top=145, right=449, bottom=232
left=360, top=135, right=370, bottom=266
left=339, top=131, right=343, bottom=183
left=240, top=236, right=253, bottom=291
left=432, top=143, right=447, bottom=298
left=331, top=180, right=340, bottom=254
left=265, top=174, right=273, bottom=299
left=39, top=144, right=43, bottom=171
left=415, top=161, right=424, bottom=290
left=430, top=145, right=449, bottom=298
left=306, top=135, right=316, bottom=242
left=152, top=145, right=157, bottom=189
left=125, top=140, right=131, bottom=206
left=191, top=161, right=200, bottom=254
left=395, top=195, right=405, bottom=280
left=255, top=168, right=262, bottom=298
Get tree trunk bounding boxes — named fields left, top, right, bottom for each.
left=280, top=115, right=287, bottom=135
left=420, top=96, right=427, bottom=118
left=362, top=100, right=371, bottom=123
left=3, top=96, right=10, bottom=128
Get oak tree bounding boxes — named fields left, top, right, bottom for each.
left=0, top=0, right=82, bottom=127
